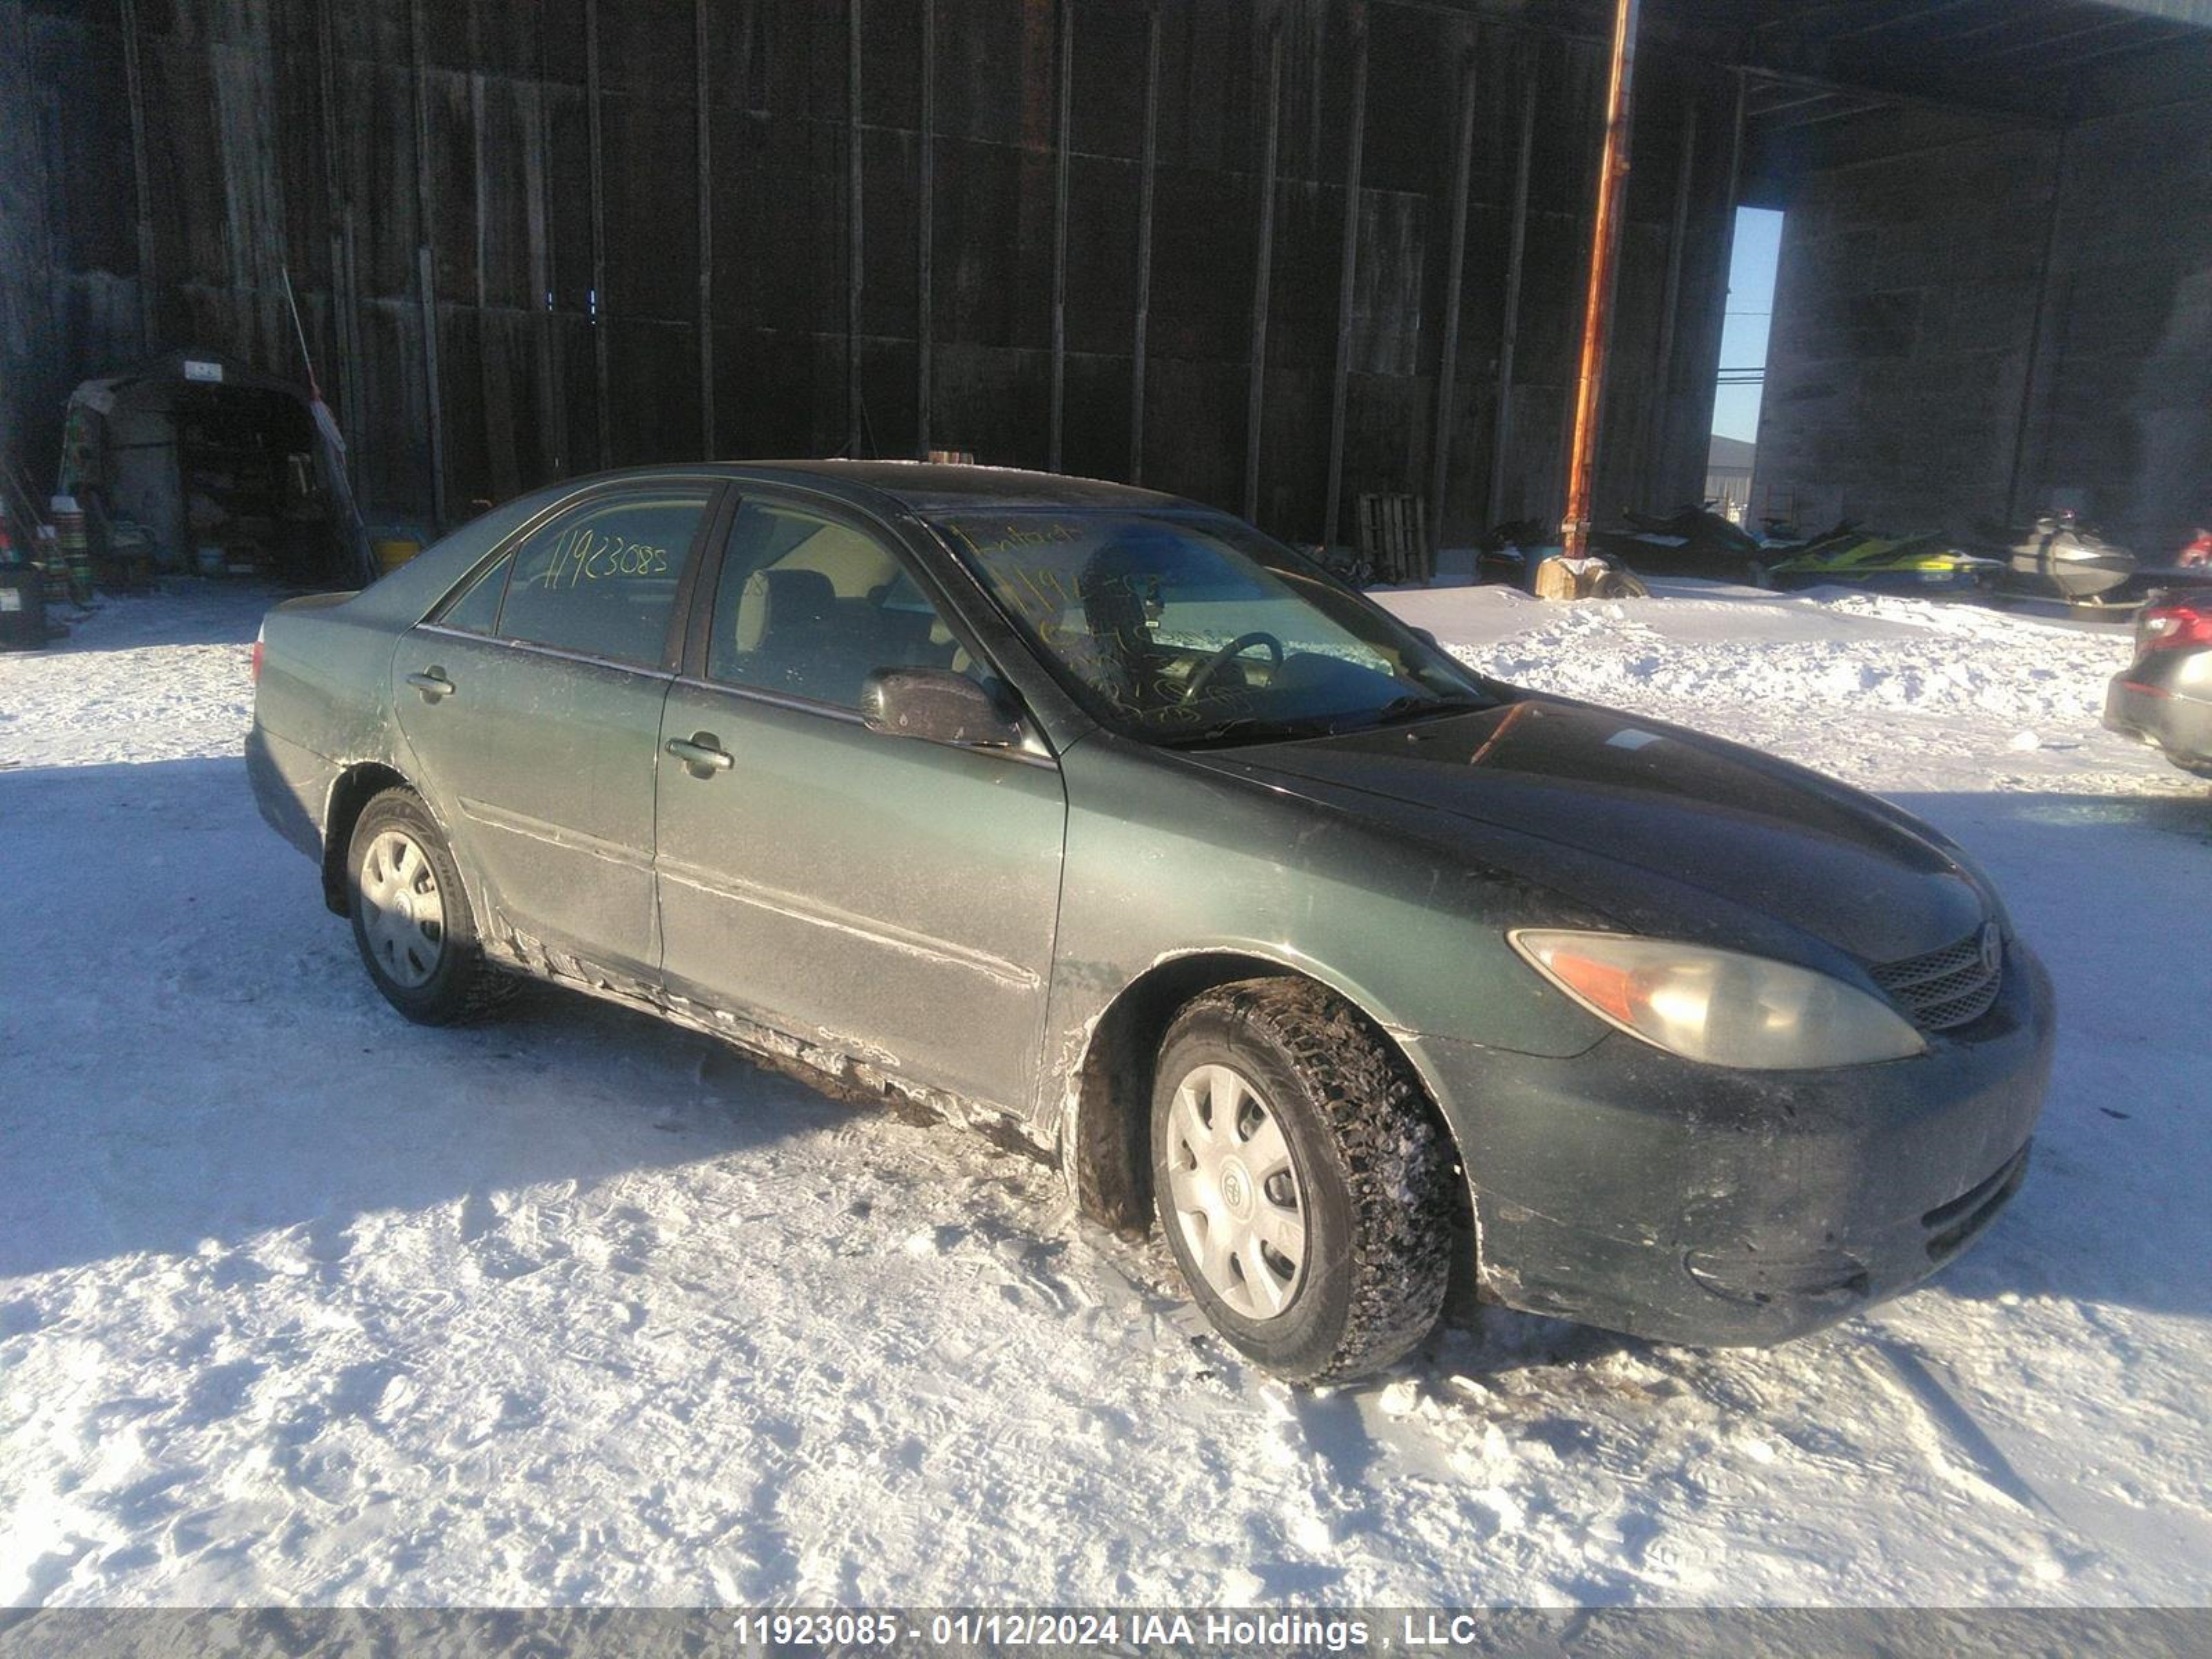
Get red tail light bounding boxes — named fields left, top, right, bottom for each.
left=2138, top=600, right=2212, bottom=654
left=251, top=630, right=265, bottom=681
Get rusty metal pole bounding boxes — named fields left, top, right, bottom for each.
left=1559, top=0, right=1640, bottom=562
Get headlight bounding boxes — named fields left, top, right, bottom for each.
left=1510, top=930, right=1925, bottom=1070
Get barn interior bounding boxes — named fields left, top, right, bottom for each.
left=1, top=0, right=2207, bottom=565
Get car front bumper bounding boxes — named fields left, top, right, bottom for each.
left=1407, top=939, right=2055, bottom=1347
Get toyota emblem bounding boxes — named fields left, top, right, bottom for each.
left=1978, top=923, right=2003, bottom=975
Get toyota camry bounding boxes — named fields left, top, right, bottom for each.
left=249, top=462, right=2052, bottom=1382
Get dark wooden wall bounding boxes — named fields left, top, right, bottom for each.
left=2, top=0, right=1738, bottom=549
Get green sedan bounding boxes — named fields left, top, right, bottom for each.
left=250, top=462, right=2052, bottom=1382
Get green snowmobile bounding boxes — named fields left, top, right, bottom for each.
left=1756, top=523, right=2004, bottom=598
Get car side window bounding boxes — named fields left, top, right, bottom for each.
left=494, top=486, right=714, bottom=668
left=706, top=498, right=980, bottom=709
left=433, top=552, right=514, bottom=634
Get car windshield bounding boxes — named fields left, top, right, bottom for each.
left=934, top=509, right=1494, bottom=746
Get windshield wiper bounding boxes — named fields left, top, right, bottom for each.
left=1156, top=713, right=1341, bottom=749
left=1161, top=694, right=1488, bottom=749
left=1340, top=693, right=1492, bottom=732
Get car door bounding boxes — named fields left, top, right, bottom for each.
left=653, top=489, right=1066, bottom=1117
left=392, top=479, right=722, bottom=980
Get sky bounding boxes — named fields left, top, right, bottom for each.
left=1710, top=207, right=1783, bottom=445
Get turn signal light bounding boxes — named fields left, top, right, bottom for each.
left=2139, top=601, right=2212, bottom=655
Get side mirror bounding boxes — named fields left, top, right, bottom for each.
left=861, top=668, right=1023, bottom=749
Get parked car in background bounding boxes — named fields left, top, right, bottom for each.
left=2104, top=590, right=2212, bottom=778
left=248, top=462, right=2054, bottom=1383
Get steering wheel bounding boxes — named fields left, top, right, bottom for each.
left=1181, top=631, right=1285, bottom=703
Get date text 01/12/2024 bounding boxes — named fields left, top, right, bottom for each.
left=720, top=1611, right=1528, bottom=1650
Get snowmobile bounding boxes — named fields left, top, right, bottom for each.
left=1756, top=523, right=2005, bottom=598
left=1587, top=505, right=1768, bottom=585
left=1987, top=509, right=2139, bottom=609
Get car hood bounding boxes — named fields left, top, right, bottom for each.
left=1191, top=696, right=1991, bottom=966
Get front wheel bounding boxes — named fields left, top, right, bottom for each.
left=1150, top=979, right=1455, bottom=1383
left=346, top=787, right=516, bottom=1024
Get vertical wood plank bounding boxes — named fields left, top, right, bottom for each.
left=918, top=0, right=935, bottom=456
left=1426, top=38, right=1479, bottom=568
left=1242, top=10, right=1284, bottom=524
left=1485, top=63, right=1539, bottom=529
left=847, top=0, right=864, bottom=456
left=697, top=0, right=715, bottom=459
left=1048, top=0, right=1074, bottom=471
left=1322, top=5, right=1369, bottom=550
left=1129, top=0, right=1161, bottom=483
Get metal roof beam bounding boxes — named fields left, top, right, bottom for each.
left=1962, top=12, right=2153, bottom=61
left=1821, top=0, right=1991, bottom=45
left=1734, top=64, right=2060, bottom=128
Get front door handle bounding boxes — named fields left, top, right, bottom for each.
left=406, top=668, right=456, bottom=702
left=666, top=733, right=734, bottom=778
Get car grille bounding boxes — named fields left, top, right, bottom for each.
left=1870, top=927, right=2003, bottom=1032
left=1923, top=1143, right=2030, bottom=1262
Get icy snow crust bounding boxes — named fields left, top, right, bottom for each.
left=2, top=581, right=2207, bottom=1606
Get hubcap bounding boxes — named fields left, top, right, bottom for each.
left=358, top=829, right=447, bottom=989
left=1165, top=1063, right=1306, bottom=1321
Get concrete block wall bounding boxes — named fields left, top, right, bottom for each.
left=1756, top=97, right=2212, bottom=555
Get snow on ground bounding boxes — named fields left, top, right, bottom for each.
left=1, top=579, right=2207, bottom=1609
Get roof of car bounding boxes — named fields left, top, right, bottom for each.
left=664, top=460, right=1198, bottom=516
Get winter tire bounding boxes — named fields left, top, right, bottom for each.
left=346, top=787, right=516, bottom=1025
left=1151, top=977, right=1455, bottom=1384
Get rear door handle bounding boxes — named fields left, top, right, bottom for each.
left=666, top=733, right=734, bottom=777
left=406, top=668, right=456, bottom=702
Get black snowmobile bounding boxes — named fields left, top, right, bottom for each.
left=1588, top=505, right=1768, bottom=585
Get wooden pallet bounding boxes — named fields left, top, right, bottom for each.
left=1355, top=491, right=1430, bottom=584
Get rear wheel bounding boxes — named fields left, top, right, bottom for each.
left=1150, top=978, right=1454, bottom=1384
left=346, top=788, right=515, bottom=1024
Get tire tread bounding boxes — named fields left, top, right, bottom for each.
left=1164, top=977, right=1456, bottom=1383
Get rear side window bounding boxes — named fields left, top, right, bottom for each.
left=435, top=552, right=513, bottom=634
left=494, top=486, right=714, bottom=667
